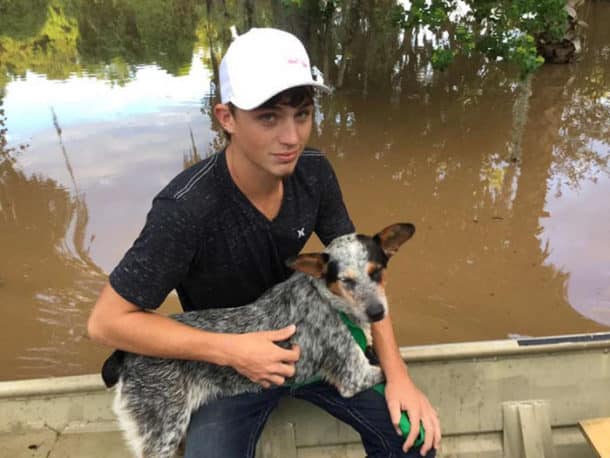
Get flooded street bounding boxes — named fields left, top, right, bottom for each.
left=1, top=1, right=609, bottom=381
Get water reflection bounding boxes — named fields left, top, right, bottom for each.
left=0, top=101, right=107, bottom=380
left=536, top=7, right=610, bottom=326
left=0, top=0, right=609, bottom=380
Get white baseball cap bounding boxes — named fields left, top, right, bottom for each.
left=219, top=28, right=329, bottom=110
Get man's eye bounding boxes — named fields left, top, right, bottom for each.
left=370, top=269, right=383, bottom=282
left=341, top=278, right=357, bottom=288
left=296, top=109, right=311, bottom=120
left=258, top=113, right=276, bottom=123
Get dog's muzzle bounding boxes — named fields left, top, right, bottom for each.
left=366, top=303, right=385, bottom=322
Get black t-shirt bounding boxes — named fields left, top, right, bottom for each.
left=109, top=149, right=354, bottom=311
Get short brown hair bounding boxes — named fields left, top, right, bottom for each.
left=223, top=86, right=315, bottom=140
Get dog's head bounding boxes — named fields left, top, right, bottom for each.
left=286, top=223, right=415, bottom=324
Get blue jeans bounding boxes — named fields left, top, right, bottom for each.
left=184, top=382, right=436, bottom=458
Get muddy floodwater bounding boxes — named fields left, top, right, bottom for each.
left=1, top=1, right=609, bottom=381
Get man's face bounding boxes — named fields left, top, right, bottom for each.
left=225, top=99, right=314, bottom=179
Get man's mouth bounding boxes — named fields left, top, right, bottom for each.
left=273, top=151, right=299, bottom=163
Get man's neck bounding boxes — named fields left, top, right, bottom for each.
left=226, top=145, right=284, bottom=220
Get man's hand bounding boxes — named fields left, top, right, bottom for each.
left=385, top=374, right=441, bottom=456
left=371, top=314, right=441, bottom=455
left=226, top=324, right=300, bottom=388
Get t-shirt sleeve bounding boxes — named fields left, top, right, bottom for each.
left=315, top=156, right=355, bottom=245
left=109, top=197, right=201, bottom=309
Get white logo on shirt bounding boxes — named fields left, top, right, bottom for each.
left=297, top=227, right=306, bottom=238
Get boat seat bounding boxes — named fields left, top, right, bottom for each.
left=502, top=400, right=555, bottom=458
left=579, top=417, right=610, bottom=458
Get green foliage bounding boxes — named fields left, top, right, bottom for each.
left=0, top=1, right=80, bottom=84
left=512, top=34, right=546, bottom=75
left=0, top=0, right=49, bottom=39
left=73, top=0, right=200, bottom=75
left=431, top=47, right=455, bottom=70
left=403, top=0, right=453, bottom=30
left=397, top=0, right=570, bottom=75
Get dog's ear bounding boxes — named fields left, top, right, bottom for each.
left=285, top=253, right=329, bottom=278
left=373, top=223, right=415, bottom=259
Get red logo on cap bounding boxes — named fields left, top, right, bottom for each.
left=288, top=58, right=308, bottom=68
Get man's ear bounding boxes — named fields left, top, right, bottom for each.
left=285, top=253, right=329, bottom=278
left=373, top=223, right=415, bottom=259
left=213, top=103, right=235, bottom=134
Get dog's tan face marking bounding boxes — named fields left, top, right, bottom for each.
left=367, top=262, right=384, bottom=282
left=334, top=282, right=358, bottom=306
left=342, top=268, right=358, bottom=279
left=367, top=263, right=387, bottom=299
left=327, top=279, right=350, bottom=301
left=367, top=263, right=388, bottom=306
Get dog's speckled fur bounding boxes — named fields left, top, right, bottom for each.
left=102, top=223, right=415, bottom=458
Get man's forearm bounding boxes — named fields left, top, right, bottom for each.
left=371, top=314, right=410, bottom=381
left=94, top=309, right=234, bottom=364
left=88, top=284, right=234, bottom=366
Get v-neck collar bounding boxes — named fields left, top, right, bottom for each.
left=216, top=150, right=291, bottom=228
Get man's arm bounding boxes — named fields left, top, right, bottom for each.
left=87, top=283, right=300, bottom=388
left=372, top=315, right=441, bottom=455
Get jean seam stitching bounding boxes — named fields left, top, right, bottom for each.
left=246, top=403, right=276, bottom=457
left=309, top=391, right=392, bottom=453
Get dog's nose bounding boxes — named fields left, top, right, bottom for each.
left=366, top=303, right=385, bottom=322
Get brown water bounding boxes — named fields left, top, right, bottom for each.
left=1, top=1, right=609, bottom=381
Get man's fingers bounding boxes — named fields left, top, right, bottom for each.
left=419, top=417, right=434, bottom=456
left=254, top=363, right=296, bottom=387
left=264, top=374, right=286, bottom=386
left=418, top=409, right=441, bottom=456
left=276, top=344, right=300, bottom=363
left=268, top=324, right=296, bottom=341
left=275, top=362, right=296, bottom=378
left=291, top=343, right=301, bottom=359
left=432, top=411, right=442, bottom=449
left=386, top=399, right=402, bottom=436
left=402, top=412, right=420, bottom=452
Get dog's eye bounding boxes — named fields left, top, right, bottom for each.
left=340, top=278, right=357, bottom=289
left=370, top=269, right=383, bottom=283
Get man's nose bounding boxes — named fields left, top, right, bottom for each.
left=279, top=118, right=299, bottom=145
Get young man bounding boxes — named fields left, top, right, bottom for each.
left=88, top=28, right=440, bottom=457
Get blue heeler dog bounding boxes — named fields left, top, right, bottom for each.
left=101, top=223, right=415, bottom=458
